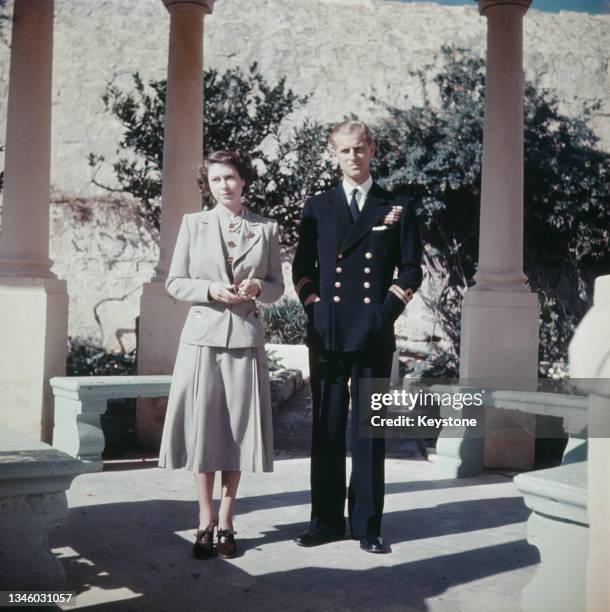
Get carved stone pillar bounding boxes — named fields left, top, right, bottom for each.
left=434, top=0, right=538, bottom=476
left=136, top=0, right=216, bottom=449
left=0, top=0, right=69, bottom=442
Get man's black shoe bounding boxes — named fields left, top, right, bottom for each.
left=359, top=535, right=388, bottom=554
left=295, top=530, right=344, bottom=547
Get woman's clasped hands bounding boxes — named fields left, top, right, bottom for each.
left=209, top=279, right=260, bottom=303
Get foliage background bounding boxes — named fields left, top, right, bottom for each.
left=89, top=48, right=610, bottom=368
left=371, top=46, right=610, bottom=364
left=89, top=64, right=338, bottom=247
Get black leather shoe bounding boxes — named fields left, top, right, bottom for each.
left=295, top=530, right=343, bottom=547
left=217, top=528, right=237, bottom=559
left=193, top=527, right=215, bottom=560
left=359, top=535, right=388, bottom=554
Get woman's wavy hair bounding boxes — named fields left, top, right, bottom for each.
left=197, top=149, right=258, bottom=194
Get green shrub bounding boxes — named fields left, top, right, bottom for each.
left=402, top=351, right=459, bottom=380
left=372, top=45, right=610, bottom=364
left=266, top=350, right=285, bottom=373
left=260, top=299, right=307, bottom=345
left=89, top=65, right=336, bottom=244
left=67, top=337, right=136, bottom=376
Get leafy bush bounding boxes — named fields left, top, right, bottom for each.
left=266, top=350, right=285, bottom=373
left=91, top=49, right=609, bottom=365
left=402, top=351, right=459, bottom=380
left=67, top=337, right=136, bottom=376
left=67, top=336, right=289, bottom=378
left=89, top=64, right=337, bottom=245
left=372, top=46, right=610, bottom=364
left=260, top=298, right=307, bottom=345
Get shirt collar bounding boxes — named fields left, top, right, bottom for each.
left=342, top=175, right=373, bottom=200
left=215, top=203, right=244, bottom=221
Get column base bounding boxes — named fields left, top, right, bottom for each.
left=429, top=436, right=485, bottom=478
left=460, top=287, right=539, bottom=470
left=430, top=402, right=486, bottom=478
left=0, top=277, right=68, bottom=442
left=136, top=280, right=189, bottom=450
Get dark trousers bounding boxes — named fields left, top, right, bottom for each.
left=308, top=347, right=393, bottom=538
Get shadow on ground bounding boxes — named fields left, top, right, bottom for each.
left=49, top=488, right=537, bottom=611
left=48, top=384, right=540, bottom=610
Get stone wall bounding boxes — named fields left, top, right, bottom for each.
left=1, top=0, right=609, bottom=351
left=49, top=195, right=157, bottom=352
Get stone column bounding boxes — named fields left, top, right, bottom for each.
left=0, top=0, right=69, bottom=443
left=136, top=0, right=216, bottom=449
left=569, top=275, right=610, bottom=612
left=434, top=0, right=538, bottom=476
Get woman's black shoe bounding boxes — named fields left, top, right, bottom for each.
left=193, top=527, right=215, bottom=560
left=217, top=528, right=237, bottom=559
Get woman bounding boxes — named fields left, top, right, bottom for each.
left=158, top=150, right=284, bottom=560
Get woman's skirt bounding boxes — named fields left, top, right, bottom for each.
left=158, top=343, right=273, bottom=473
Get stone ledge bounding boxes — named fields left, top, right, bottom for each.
left=0, top=427, right=91, bottom=487
left=514, top=461, right=588, bottom=612
left=0, top=426, right=89, bottom=590
left=270, top=368, right=304, bottom=415
left=266, top=343, right=309, bottom=415
left=514, top=461, right=588, bottom=525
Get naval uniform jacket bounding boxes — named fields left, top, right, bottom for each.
left=292, top=182, right=423, bottom=353
left=166, top=206, right=284, bottom=348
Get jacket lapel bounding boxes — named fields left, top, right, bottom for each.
left=328, top=186, right=353, bottom=254
left=200, top=208, right=231, bottom=283
left=232, top=207, right=262, bottom=266
left=340, top=182, right=387, bottom=253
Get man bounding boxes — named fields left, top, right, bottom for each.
left=292, top=120, right=422, bottom=554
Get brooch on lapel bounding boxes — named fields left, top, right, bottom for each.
left=246, top=231, right=255, bottom=240
left=381, top=206, right=402, bottom=225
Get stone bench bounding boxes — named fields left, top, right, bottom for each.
left=485, top=390, right=589, bottom=611
left=430, top=384, right=588, bottom=466
left=51, top=375, right=171, bottom=470
left=50, top=351, right=309, bottom=468
left=485, top=389, right=588, bottom=463
left=427, top=384, right=589, bottom=610
left=0, top=426, right=89, bottom=590
left=514, top=461, right=588, bottom=612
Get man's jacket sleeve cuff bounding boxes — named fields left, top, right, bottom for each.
left=295, top=276, right=317, bottom=305
left=382, top=284, right=415, bottom=322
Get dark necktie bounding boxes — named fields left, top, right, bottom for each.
left=349, top=188, right=360, bottom=222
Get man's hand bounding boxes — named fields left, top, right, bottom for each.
left=209, top=281, right=244, bottom=304
left=304, top=294, right=321, bottom=306
left=236, top=278, right=261, bottom=300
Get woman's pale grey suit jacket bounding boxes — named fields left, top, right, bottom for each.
left=166, top=206, right=284, bottom=347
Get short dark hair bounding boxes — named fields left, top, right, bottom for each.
left=198, top=149, right=258, bottom=194
left=329, top=120, right=375, bottom=149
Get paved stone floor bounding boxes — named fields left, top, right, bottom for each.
left=49, top=386, right=539, bottom=611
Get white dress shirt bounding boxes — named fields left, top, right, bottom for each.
left=342, top=175, right=373, bottom=212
